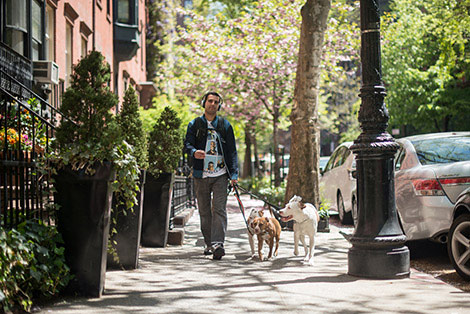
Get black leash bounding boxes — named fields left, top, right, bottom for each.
left=235, top=185, right=283, bottom=222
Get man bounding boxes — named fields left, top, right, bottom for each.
left=184, top=91, right=239, bottom=260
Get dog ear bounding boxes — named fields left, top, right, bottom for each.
left=259, top=210, right=264, bottom=217
left=300, top=202, right=306, bottom=209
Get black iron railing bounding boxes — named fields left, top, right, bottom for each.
left=169, top=175, right=195, bottom=229
left=0, top=69, right=72, bottom=229
left=0, top=42, right=33, bottom=89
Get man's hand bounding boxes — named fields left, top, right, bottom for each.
left=194, top=150, right=206, bottom=159
left=230, top=179, right=238, bottom=186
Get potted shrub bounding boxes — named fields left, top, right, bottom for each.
left=317, top=202, right=330, bottom=233
left=52, top=51, right=139, bottom=297
left=141, top=106, right=182, bottom=247
left=108, top=86, right=148, bottom=269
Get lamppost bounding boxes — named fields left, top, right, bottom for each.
left=347, top=0, right=410, bottom=278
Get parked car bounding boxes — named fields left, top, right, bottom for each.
left=447, top=188, right=470, bottom=281
left=319, top=156, right=330, bottom=173
left=393, top=132, right=470, bottom=243
left=319, top=142, right=355, bottom=224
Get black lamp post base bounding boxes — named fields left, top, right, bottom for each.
left=348, top=245, right=410, bottom=279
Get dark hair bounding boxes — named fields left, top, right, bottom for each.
left=201, top=91, right=223, bottom=107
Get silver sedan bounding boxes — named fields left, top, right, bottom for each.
left=394, top=132, right=470, bottom=242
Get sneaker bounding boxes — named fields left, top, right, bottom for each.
left=212, top=244, right=225, bottom=260
left=203, top=246, right=213, bottom=255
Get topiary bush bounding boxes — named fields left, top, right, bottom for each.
left=53, top=50, right=140, bottom=208
left=0, top=220, right=71, bottom=313
left=148, top=106, right=183, bottom=176
left=117, top=86, right=149, bottom=170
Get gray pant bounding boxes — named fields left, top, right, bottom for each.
left=194, top=174, right=228, bottom=247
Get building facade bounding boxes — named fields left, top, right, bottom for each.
left=0, top=0, right=154, bottom=110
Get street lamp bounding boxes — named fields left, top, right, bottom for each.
left=347, top=0, right=410, bottom=278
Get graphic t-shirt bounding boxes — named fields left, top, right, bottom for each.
left=203, top=121, right=227, bottom=178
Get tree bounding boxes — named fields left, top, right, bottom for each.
left=382, top=0, right=470, bottom=135
left=165, top=0, right=301, bottom=186
left=285, top=0, right=331, bottom=207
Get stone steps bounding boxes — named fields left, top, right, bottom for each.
left=167, top=207, right=195, bottom=245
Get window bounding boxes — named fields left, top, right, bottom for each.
left=45, top=3, right=55, bottom=61
left=81, top=36, right=87, bottom=58
left=31, top=0, right=42, bottom=60
left=117, top=0, right=131, bottom=23
left=5, top=0, right=28, bottom=56
left=65, top=23, right=73, bottom=87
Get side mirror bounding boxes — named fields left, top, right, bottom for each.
left=351, top=170, right=357, bottom=179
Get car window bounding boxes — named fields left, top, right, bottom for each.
left=412, top=135, right=470, bottom=165
left=333, top=147, right=346, bottom=168
left=324, top=150, right=338, bottom=172
left=395, top=146, right=405, bottom=171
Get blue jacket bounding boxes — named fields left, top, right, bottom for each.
left=184, top=115, right=239, bottom=180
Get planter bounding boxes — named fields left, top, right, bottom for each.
left=53, top=162, right=115, bottom=298
left=141, top=172, right=175, bottom=247
left=318, top=217, right=330, bottom=233
left=107, top=170, right=146, bottom=270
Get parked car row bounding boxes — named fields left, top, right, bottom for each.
left=319, top=132, right=470, bottom=280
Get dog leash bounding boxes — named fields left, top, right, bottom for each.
left=236, top=185, right=282, bottom=214
left=231, top=184, right=250, bottom=233
left=235, top=185, right=284, bottom=223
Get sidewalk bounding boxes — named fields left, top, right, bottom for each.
left=39, top=194, right=469, bottom=314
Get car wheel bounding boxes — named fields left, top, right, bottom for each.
left=352, top=197, right=358, bottom=228
left=337, top=192, right=353, bottom=225
left=447, top=213, right=470, bottom=281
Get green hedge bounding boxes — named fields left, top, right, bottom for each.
left=0, top=220, right=71, bottom=313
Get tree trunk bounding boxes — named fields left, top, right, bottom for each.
left=272, top=107, right=281, bottom=187
left=242, top=126, right=253, bottom=179
left=253, top=136, right=260, bottom=178
left=285, top=0, right=331, bottom=208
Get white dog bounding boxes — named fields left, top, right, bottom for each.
left=279, top=195, right=319, bottom=265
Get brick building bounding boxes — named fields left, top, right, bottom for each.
left=0, top=0, right=155, bottom=110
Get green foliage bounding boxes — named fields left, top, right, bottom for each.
left=53, top=50, right=121, bottom=173
left=0, top=221, right=71, bottom=312
left=53, top=50, right=140, bottom=238
left=146, top=0, right=166, bottom=80
left=240, top=176, right=286, bottom=208
left=139, top=94, right=194, bottom=136
left=382, top=0, right=470, bottom=134
left=148, top=106, right=183, bottom=176
left=117, top=87, right=149, bottom=170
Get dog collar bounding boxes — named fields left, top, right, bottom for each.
left=294, top=217, right=311, bottom=225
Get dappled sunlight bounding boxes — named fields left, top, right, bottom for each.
left=38, top=195, right=470, bottom=314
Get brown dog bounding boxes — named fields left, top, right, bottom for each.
left=251, top=216, right=281, bottom=261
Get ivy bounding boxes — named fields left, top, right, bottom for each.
left=0, top=221, right=71, bottom=313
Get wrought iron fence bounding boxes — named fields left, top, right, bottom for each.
left=169, top=175, right=195, bottom=229
left=0, top=69, right=67, bottom=229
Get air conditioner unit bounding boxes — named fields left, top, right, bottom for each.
left=33, top=61, right=59, bottom=85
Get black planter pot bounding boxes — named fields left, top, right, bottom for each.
left=141, top=172, right=175, bottom=247
left=53, top=162, right=115, bottom=298
left=318, top=218, right=330, bottom=233
left=107, top=170, right=146, bottom=270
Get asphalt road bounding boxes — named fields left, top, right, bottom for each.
left=329, top=214, right=470, bottom=293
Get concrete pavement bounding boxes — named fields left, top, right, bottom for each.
left=38, top=194, right=470, bottom=314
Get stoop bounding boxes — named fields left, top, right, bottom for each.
left=167, top=207, right=195, bottom=245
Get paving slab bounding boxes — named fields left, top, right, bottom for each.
left=38, top=194, right=470, bottom=314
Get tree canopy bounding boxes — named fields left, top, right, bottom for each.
left=382, top=0, right=470, bottom=135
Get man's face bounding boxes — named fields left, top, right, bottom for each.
left=204, top=94, right=220, bottom=115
